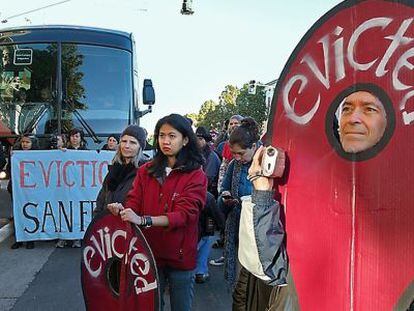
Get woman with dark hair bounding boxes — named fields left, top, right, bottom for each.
left=66, top=128, right=87, bottom=150
left=218, top=118, right=261, bottom=295
left=56, top=128, right=87, bottom=248
left=107, top=114, right=207, bottom=311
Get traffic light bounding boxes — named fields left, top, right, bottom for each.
left=248, top=80, right=256, bottom=95
left=181, top=0, right=194, bottom=15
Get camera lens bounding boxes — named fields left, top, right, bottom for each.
left=267, top=148, right=275, bottom=156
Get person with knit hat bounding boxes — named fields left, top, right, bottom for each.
left=196, top=126, right=220, bottom=196
left=92, top=125, right=147, bottom=220
left=119, top=125, right=147, bottom=150
left=101, top=134, right=120, bottom=151
left=58, top=125, right=147, bottom=248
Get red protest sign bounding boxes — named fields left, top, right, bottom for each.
left=268, top=1, right=414, bottom=310
left=81, top=213, right=160, bottom=310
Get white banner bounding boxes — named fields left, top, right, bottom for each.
left=11, top=150, right=115, bottom=242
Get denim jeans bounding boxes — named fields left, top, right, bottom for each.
left=158, top=266, right=195, bottom=311
left=196, top=236, right=214, bottom=275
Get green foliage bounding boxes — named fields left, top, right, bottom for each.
left=236, top=83, right=267, bottom=125
left=184, top=112, right=198, bottom=125
left=62, top=44, right=85, bottom=107
left=193, top=82, right=269, bottom=130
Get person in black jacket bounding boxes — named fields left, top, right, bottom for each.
left=195, top=192, right=225, bottom=283
left=94, top=125, right=147, bottom=217
left=10, top=134, right=39, bottom=249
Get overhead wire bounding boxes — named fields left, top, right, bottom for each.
left=1, top=0, right=71, bottom=23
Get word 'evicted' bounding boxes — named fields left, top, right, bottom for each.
left=84, top=227, right=158, bottom=295
left=283, top=16, right=414, bottom=125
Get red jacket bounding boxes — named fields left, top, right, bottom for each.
left=222, top=141, right=233, bottom=161
left=124, top=162, right=207, bottom=270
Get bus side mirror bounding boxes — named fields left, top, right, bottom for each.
left=143, top=79, right=155, bottom=106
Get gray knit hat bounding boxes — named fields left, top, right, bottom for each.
left=121, top=125, right=147, bottom=149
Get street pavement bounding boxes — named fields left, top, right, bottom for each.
left=0, top=236, right=231, bottom=310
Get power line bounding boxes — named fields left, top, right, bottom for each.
left=1, top=0, right=71, bottom=23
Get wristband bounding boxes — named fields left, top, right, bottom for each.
left=139, top=216, right=152, bottom=228
left=139, top=216, right=146, bottom=227
left=144, top=216, right=153, bottom=228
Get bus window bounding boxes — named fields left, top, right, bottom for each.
left=61, top=44, right=132, bottom=135
left=0, top=43, right=57, bottom=137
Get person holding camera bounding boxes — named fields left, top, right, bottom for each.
left=49, top=133, right=66, bottom=150
left=233, top=145, right=293, bottom=310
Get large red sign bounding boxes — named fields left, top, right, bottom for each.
left=81, top=212, right=160, bottom=310
left=268, top=1, right=414, bottom=310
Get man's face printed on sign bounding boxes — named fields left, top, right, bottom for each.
left=338, top=91, right=387, bottom=153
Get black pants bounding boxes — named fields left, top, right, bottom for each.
left=232, top=267, right=293, bottom=311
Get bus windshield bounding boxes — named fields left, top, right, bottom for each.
left=0, top=43, right=132, bottom=140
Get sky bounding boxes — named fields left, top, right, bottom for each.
left=0, top=0, right=342, bottom=132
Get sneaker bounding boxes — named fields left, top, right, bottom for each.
left=56, top=240, right=66, bottom=248
left=72, top=240, right=82, bottom=248
left=11, top=242, right=22, bottom=249
left=26, top=241, right=35, bottom=249
left=195, top=274, right=209, bottom=284
left=209, top=256, right=225, bottom=266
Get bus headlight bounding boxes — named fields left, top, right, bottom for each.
left=0, top=171, right=7, bottom=180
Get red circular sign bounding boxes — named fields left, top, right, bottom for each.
left=268, top=1, right=414, bottom=310
left=81, top=212, right=160, bottom=310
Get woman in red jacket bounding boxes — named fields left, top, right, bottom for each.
left=108, top=114, right=207, bottom=311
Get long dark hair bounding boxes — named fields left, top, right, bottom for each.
left=229, top=117, right=259, bottom=149
left=148, top=114, right=203, bottom=177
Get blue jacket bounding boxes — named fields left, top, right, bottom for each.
left=221, top=159, right=253, bottom=199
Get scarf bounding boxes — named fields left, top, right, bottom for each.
left=107, top=162, right=135, bottom=192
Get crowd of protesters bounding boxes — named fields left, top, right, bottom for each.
left=1, top=112, right=288, bottom=310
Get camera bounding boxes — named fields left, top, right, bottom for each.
left=261, top=146, right=285, bottom=178
left=49, top=134, right=58, bottom=149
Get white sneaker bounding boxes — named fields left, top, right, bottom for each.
left=56, top=240, right=66, bottom=248
left=72, top=240, right=82, bottom=248
left=209, top=256, right=225, bottom=266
